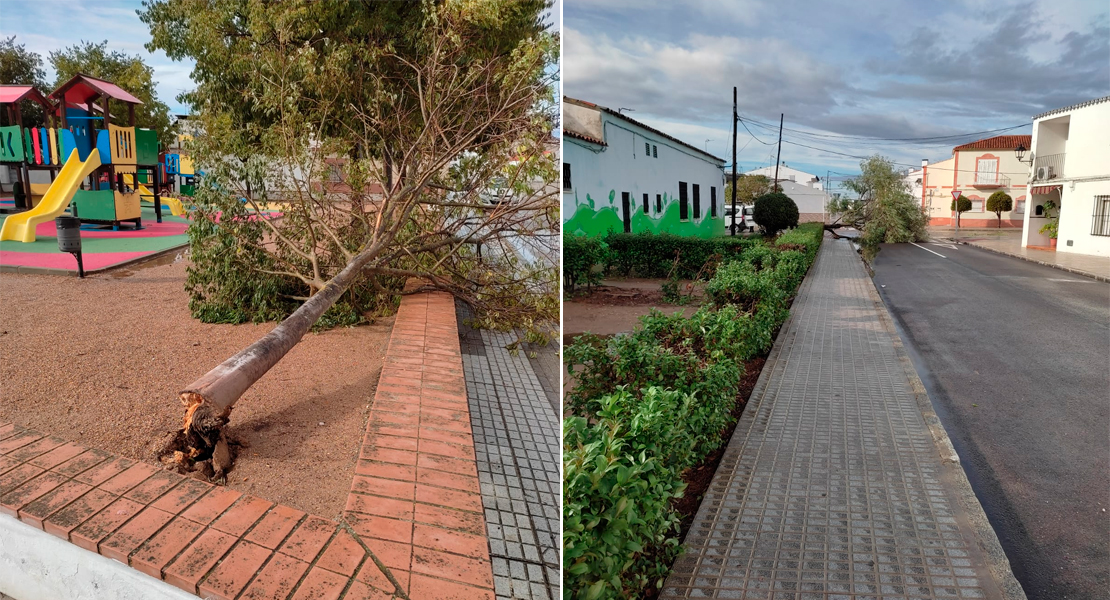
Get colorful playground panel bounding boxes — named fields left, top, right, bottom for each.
left=0, top=206, right=189, bottom=273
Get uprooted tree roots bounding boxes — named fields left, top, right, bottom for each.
left=153, top=392, right=243, bottom=484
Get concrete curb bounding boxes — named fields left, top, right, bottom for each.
left=864, top=259, right=1028, bottom=600
left=943, top=238, right=1110, bottom=283
left=0, top=243, right=188, bottom=277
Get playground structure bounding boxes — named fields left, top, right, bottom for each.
left=0, top=74, right=193, bottom=242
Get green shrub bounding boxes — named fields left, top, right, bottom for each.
left=752, top=192, right=799, bottom=235
left=605, top=233, right=759, bottom=279
left=704, top=260, right=787, bottom=314
left=775, top=222, right=823, bottom=260
left=986, top=191, right=1013, bottom=228
left=564, top=234, right=610, bottom=292
left=563, top=388, right=691, bottom=599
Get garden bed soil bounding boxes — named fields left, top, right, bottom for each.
left=0, top=258, right=393, bottom=518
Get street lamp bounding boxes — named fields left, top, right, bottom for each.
left=1015, top=143, right=1033, bottom=164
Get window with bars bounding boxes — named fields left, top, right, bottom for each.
left=645, top=142, right=651, bottom=157
left=1092, top=195, right=1110, bottom=236
left=693, top=184, right=701, bottom=219
left=563, top=163, right=572, bottom=190
left=710, top=186, right=717, bottom=217
left=679, top=182, right=689, bottom=220
left=652, top=145, right=657, bottom=158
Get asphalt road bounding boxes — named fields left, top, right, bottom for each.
left=872, top=242, right=1110, bottom=600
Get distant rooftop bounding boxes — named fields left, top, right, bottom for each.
left=1032, top=96, right=1110, bottom=121
left=953, top=135, right=1032, bottom=152
left=564, top=96, right=725, bottom=163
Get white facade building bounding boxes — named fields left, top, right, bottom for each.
left=1021, top=96, right=1110, bottom=256
left=743, top=164, right=821, bottom=189
left=562, top=97, right=726, bottom=238
left=777, top=179, right=831, bottom=223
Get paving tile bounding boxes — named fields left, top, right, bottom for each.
left=100, top=506, right=176, bottom=564
left=198, top=539, right=273, bottom=600
left=277, top=515, right=337, bottom=563
left=414, top=523, right=491, bottom=559
left=347, top=512, right=413, bottom=544
left=6, top=436, right=64, bottom=462
left=208, top=495, right=272, bottom=537
left=413, top=546, right=494, bottom=589
left=28, top=442, right=86, bottom=470
left=315, top=528, right=366, bottom=577
left=245, top=504, right=305, bottom=549
left=0, top=463, right=45, bottom=496
left=130, top=517, right=205, bottom=579
left=98, top=462, right=159, bottom=496
left=43, top=488, right=117, bottom=540
left=70, top=496, right=144, bottom=553
left=414, top=503, right=485, bottom=536
left=416, top=484, right=483, bottom=513
left=51, top=448, right=112, bottom=478
left=346, top=492, right=414, bottom=519
left=163, top=527, right=238, bottom=594
left=18, top=479, right=93, bottom=529
left=409, top=572, right=496, bottom=600
left=151, top=478, right=213, bottom=514
left=355, top=460, right=416, bottom=482
left=350, top=475, right=416, bottom=501
left=180, top=485, right=242, bottom=525
left=0, top=470, right=67, bottom=516
left=289, top=567, right=348, bottom=600
left=73, top=456, right=135, bottom=487
left=0, top=430, right=43, bottom=454
left=239, top=552, right=311, bottom=600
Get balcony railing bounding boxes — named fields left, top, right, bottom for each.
left=972, top=172, right=1010, bottom=187
left=1032, top=153, right=1065, bottom=181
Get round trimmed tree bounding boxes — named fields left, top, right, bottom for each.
left=986, top=191, right=1013, bottom=228
left=950, top=195, right=972, bottom=227
left=752, top=192, right=799, bottom=236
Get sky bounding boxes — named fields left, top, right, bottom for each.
left=1, top=0, right=195, bottom=114
left=564, top=0, right=1110, bottom=189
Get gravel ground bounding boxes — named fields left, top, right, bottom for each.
left=0, top=257, right=393, bottom=518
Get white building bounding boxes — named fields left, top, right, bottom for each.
left=743, top=164, right=821, bottom=189
left=562, top=97, right=726, bottom=239
left=777, top=179, right=831, bottom=223
left=1021, top=96, right=1110, bottom=256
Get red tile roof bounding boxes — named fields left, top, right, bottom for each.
left=953, top=135, right=1031, bottom=152
left=564, top=129, right=607, bottom=146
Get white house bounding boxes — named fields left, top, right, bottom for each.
left=1021, top=96, right=1110, bottom=256
left=743, top=164, right=821, bottom=189
left=777, top=179, right=830, bottom=223
left=562, top=97, right=726, bottom=238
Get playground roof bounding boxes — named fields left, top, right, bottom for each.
left=49, top=73, right=143, bottom=106
left=0, top=85, right=52, bottom=107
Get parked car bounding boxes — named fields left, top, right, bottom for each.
left=724, top=205, right=757, bottom=232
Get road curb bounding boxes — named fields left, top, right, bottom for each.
left=0, top=243, right=188, bottom=277
left=864, top=259, right=1028, bottom=600
left=943, top=238, right=1110, bottom=283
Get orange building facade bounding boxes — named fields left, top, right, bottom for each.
left=922, top=135, right=1031, bottom=227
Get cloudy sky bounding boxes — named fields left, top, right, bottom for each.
left=1, top=0, right=195, bottom=114
left=564, top=0, right=1109, bottom=183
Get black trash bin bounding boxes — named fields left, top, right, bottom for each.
left=55, top=216, right=84, bottom=277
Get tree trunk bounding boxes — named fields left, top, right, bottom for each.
left=170, top=245, right=383, bottom=472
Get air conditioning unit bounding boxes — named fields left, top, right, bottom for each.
left=1036, top=166, right=1054, bottom=180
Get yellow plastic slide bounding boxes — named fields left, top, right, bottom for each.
left=0, top=148, right=102, bottom=243
left=122, top=173, right=185, bottom=217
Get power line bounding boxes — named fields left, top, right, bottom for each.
left=781, top=139, right=1033, bottom=176
left=737, top=118, right=776, bottom=145
left=738, top=114, right=1029, bottom=143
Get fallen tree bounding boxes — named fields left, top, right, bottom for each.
left=825, top=155, right=928, bottom=260
left=142, top=0, right=559, bottom=478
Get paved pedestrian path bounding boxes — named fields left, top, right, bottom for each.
left=661, top=238, right=1023, bottom=599
left=458, top=307, right=560, bottom=600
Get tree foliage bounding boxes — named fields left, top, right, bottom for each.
left=49, top=40, right=176, bottom=147
left=828, top=155, right=928, bottom=260
left=752, top=191, right=799, bottom=236
left=986, top=191, right=1012, bottom=228
left=139, top=0, right=559, bottom=337
left=950, top=195, right=972, bottom=227
left=724, top=174, right=772, bottom=208
left=0, top=36, right=48, bottom=127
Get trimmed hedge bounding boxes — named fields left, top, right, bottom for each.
left=563, top=222, right=824, bottom=599
left=752, top=192, right=799, bottom=235
left=564, top=234, right=609, bottom=292
left=604, top=232, right=760, bottom=279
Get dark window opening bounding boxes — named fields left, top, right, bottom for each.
left=652, top=145, right=657, bottom=158
left=1093, top=195, right=1110, bottom=236
left=643, top=193, right=649, bottom=214
left=710, top=186, right=717, bottom=217
left=645, top=142, right=650, bottom=156
left=693, top=184, right=701, bottom=219
left=679, top=182, right=689, bottom=220
left=562, top=163, right=572, bottom=190
left=1035, top=205, right=1044, bottom=216
left=656, top=194, right=662, bottom=213
left=621, top=192, right=632, bottom=233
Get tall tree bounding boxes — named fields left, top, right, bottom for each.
left=724, top=174, right=773, bottom=207
left=827, top=156, right=928, bottom=260
left=140, top=0, right=559, bottom=476
left=0, top=36, right=48, bottom=127
left=49, top=41, right=176, bottom=147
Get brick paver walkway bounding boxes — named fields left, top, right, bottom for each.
left=661, top=238, right=1020, bottom=599
left=458, top=306, right=560, bottom=600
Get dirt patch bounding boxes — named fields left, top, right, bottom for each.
left=0, top=259, right=393, bottom=518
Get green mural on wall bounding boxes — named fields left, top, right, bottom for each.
left=564, top=190, right=724, bottom=238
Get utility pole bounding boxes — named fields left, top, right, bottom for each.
left=773, top=113, right=783, bottom=191
left=731, top=86, right=738, bottom=236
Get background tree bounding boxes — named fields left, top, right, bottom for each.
left=724, top=174, right=773, bottom=207
left=49, top=41, right=175, bottom=147
left=828, top=155, right=928, bottom=260
left=140, top=0, right=559, bottom=475
left=0, top=36, right=48, bottom=127
left=986, top=191, right=1013, bottom=228
left=950, top=195, right=972, bottom=227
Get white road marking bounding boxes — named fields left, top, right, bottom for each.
left=1047, top=278, right=1094, bottom=283
left=910, top=242, right=946, bottom=258
left=931, top=243, right=958, bottom=250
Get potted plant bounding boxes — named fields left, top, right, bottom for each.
left=1039, top=198, right=1059, bottom=248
